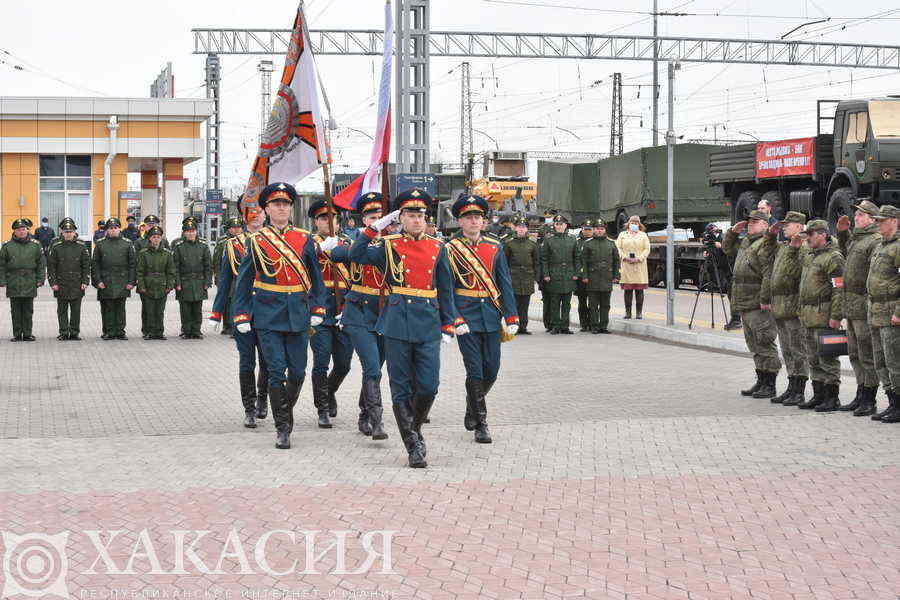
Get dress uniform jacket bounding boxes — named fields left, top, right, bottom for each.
left=312, top=232, right=352, bottom=326
left=136, top=246, right=176, bottom=298
left=91, top=236, right=135, bottom=298
left=211, top=234, right=248, bottom=317
left=446, top=233, right=518, bottom=332
left=47, top=238, right=90, bottom=299
left=0, top=236, right=45, bottom=297
left=330, top=232, right=386, bottom=331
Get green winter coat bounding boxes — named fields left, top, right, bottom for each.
left=173, top=238, right=212, bottom=302
left=540, top=231, right=578, bottom=294
left=0, top=236, right=45, bottom=297
left=723, top=229, right=775, bottom=314
left=798, top=239, right=844, bottom=329
left=866, top=233, right=900, bottom=327
left=133, top=235, right=170, bottom=253
left=136, top=246, right=176, bottom=299
left=578, top=235, right=620, bottom=292
left=46, top=238, right=90, bottom=299
left=837, top=224, right=881, bottom=320
left=503, top=236, right=539, bottom=295
left=91, top=236, right=136, bottom=299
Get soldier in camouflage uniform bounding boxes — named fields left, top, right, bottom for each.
left=46, top=218, right=90, bottom=340
left=91, top=217, right=135, bottom=340
left=574, top=220, right=594, bottom=331
left=136, top=225, right=176, bottom=340
left=761, top=212, right=808, bottom=405
left=867, top=205, right=900, bottom=423
left=795, top=219, right=845, bottom=412
left=723, top=210, right=781, bottom=398
left=835, top=199, right=882, bottom=415
left=0, top=218, right=45, bottom=341
left=211, top=217, right=244, bottom=335
left=540, top=214, right=578, bottom=334
left=173, top=216, right=212, bottom=339
left=503, top=216, right=539, bottom=335
left=578, top=219, right=620, bottom=334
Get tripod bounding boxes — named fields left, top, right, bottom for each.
left=689, top=251, right=730, bottom=330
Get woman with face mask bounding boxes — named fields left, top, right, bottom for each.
left=615, top=215, right=651, bottom=319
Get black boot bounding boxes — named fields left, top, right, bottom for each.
left=464, top=378, right=479, bottom=431
left=357, top=386, right=372, bottom=435
left=326, top=370, right=348, bottom=418
left=772, top=376, right=795, bottom=404
left=752, top=371, right=777, bottom=399
left=311, top=373, right=332, bottom=428
left=798, top=380, right=824, bottom=409
left=724, top=313, right=742, bottom=331
left=741, top=370, right=763, bottom=397
left=284, top=378, right=302, bottom=436
left=635, top=290, right=644, bottom=320
left=239, top=371, right=257, bottom=428
left=474, top=383, right=492, bottom=444
left=411, top=394, right=435, bottom=455
left=270, top=384, right=291, bottom=449
left=256, top=369, right=268, bottom=419
left=392, top=402, right=426, bottom=468
left=853, top=386, right=878, bottom=417
left=878, top=389, right=900, bottom=423
left=839, top=385, right=864, bottom=412
left=782, top=377, right=806, bottom=406
left=365, top=379, right=388, bottom=440
left=814, top=383, right=841, bottom=412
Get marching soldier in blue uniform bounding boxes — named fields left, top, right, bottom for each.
left=232, top=183, right=326, bottom=449
left=446, top=194, right=518, bottom=444
left=348, top=188, right=466, bottom=468
left=210, top=215, right=271, bottom=429
left=325, top=192, right=390, bottom=439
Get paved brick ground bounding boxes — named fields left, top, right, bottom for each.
left=0, top=289, right=898, bottom=599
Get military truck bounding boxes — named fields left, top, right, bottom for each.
left=708, top=98, right=900, bottom=229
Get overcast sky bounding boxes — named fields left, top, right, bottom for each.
left=3, top=0, right=900, bottom=193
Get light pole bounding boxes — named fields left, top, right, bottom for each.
left=665, top=60, right=679, bottom=327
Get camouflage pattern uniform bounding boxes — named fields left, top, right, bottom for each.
left=866, top=205, right=900, bottom=421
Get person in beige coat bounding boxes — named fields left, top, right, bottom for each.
left=615, top=215, right=651, bottom=319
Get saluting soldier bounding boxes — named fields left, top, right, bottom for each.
left=232, top=182, right=327, bottom=450
left=722, top=211, right=781, bottom=398
left=91, top=217, right=135, bottom=340
left=795, top=219, right=845, bottom=411
left=0, top=218, right=45, bottom=341
left=834, top=200, right=882, bottom=415
left=212, top=216, right=245, bottom=335
left=46, top=218, right=90, bottom=341
left=173, top=217, right=212, bottom=339
left=578, top=219, right=620, bottom=334
left=349, top=188, right=465, bottom=468
left=135, top=225, right=175, bottom=340
left=574, top=220, right=594, bottom=331
left=540, top=214, right=578, bottom=334
left=866, top=205, right=900, bottom=423
left=503, top=216, right=539, bottom=335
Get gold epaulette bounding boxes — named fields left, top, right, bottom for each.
left=481, top=234, right=501, bottom=245
left=291, top=226, right=310, bottom=234
left=382, top=233, right=403, bottom=241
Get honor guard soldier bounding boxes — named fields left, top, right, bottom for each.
left=135, top=225, right=175, bottom=340
left=212, top=215, right=246, bottom=335
left=91, top=217, right=135, bottom=340
left=46, top=218, right=90, bottom=340
left=349, top=188, right=465, bottom=468
left=173, top=217, right=212, bottom=339
left=867, top=205, right=900, bottom=422
left=446, top=194, right=518, bottom=444
left=540, top=214, right=579, bottom=334
left=503, top=216, right=539, bottom=335
left=835, top=200, right=882, bottom=414
left=574, top=220, right=594, bottom=330
left=0, top=218, right=45, bottom=341
left=232, top=182, right=326, bottom=450
left=308, top=199, right=354, bottom=429
left=723, top=210, right=781, bottom=398
left=578, top=219, right=620, bottom=334
left=326, top=193, right=390, bottom=440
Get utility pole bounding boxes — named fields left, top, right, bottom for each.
left=610, top=73, right=623, bottom=156
left=460, top=61, right=473, bottom=170
left=204, top=54, right=221, bottom=193
left=665, top=60, right=679, bottom=327
left=652, top=0, right=659, bottom=147
left=258, top=60, right=274, bottom=146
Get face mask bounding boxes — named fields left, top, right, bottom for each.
left=629, top=224, right=639, bottom=232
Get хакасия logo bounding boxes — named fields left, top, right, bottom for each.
left=2, top=531, right=70, bottom=599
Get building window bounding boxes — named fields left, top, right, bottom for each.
left=39, top=155, right=93, bottom=239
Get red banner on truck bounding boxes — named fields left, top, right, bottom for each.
left=755, top=137, right=817, bottom=179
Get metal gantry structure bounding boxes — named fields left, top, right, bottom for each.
left=204, top=55, right=221, bottom=192
left=610, top=73, right=623, bottom=157
left=460, top=61, right=473, bottom=169
left=257, top=60, right=274, bottom=146
left=395, top=0, right=430, bottom=174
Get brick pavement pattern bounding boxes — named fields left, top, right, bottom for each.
left=0, top=289, right=898, bottom=599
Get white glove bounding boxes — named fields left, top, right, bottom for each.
left=371, top=209, right=401, bottom=232
left=455, top=323, right=470, bottom=336
left=319, top=236, right=340, bottom=252
left=310, top=315, right=324, bottom=327
left=441, top=333, right=454, bottom=345
left=334, top=312, right=343, bottom=328
left=236, top=322, right=251, bottom=334
left=507, top=324, right=519, bottom=336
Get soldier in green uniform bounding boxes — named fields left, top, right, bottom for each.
left=762, top=212, right=809, bottom=406
left=173, top=216, right=211, bottom=339
left=578, top=219, right=620, bottom=334
left=133, top=215, right=170, bottom=252
left=0, top=218, right=45, bottom=341
left=574, top=220, right=594, bottom=331
left=46, top=218, right=90, bottom=340
left=211, top=217, right=244, bottom=335
left=867, top=205, right=900, bottom=422
left=91, top=217, right=136, bottom=340
left=722, top=210, right=781, bottom=398
left=540, top=214, right=578, bottom=334
left=503, top=216, right=540, bottom=335
left=136, top=225, right=176, bottom=340
left=795, top=219, right=845, bottom=411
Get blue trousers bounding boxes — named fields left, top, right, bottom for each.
left=235, top=327, right=267, bottom=377
left=344, top=324, right=385, bottom=381
left=310, top=324, right=353, bottom=378
left=384, top=336, right=440, bottom=406
left=456, top=330, right=502, bottom=384
left=256, top=329, right=309, bottom=386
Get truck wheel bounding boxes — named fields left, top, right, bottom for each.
left=761, top=191, right=784, bottom=220
left=827, top=187, right=854, bottom=233
left=733, top=190, right=761, bottom=223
